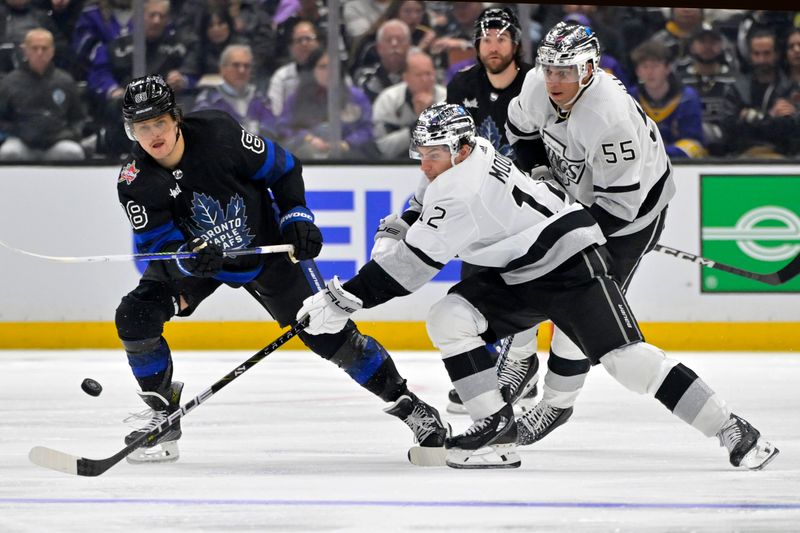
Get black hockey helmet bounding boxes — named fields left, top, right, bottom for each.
left=473, top=6, right=521, bottom=45
left=122, top=75, right=181, bottom=140
left=122, top=75, right=177, bottom=123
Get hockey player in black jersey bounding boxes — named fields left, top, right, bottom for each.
left=444, top=6, right=538, bottom=416
left=114, top=75, right=446, bottom=464
left=297, top=102, right=778, bottom=471
left=447, top=6, right=531, bottom=159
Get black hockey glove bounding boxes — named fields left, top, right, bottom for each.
left=176, top=238, right=224, bottom=278
left=279, top=207, right=323, bottom=260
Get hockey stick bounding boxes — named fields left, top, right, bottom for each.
left=654, top=244, right=800, bottom=286
left=29, top=318, right=307, bottom=477
left=0, top=237, right=295, bottom=264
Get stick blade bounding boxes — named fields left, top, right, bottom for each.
left=29, top=446, right=80, bottom=475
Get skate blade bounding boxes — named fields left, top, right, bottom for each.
left=741, top=440, right=780, bottom=471
left=445, top=443, right=521, bottom=469
left=126, top=441, right=180, bottom=464
left=408, top=446, right=448, bottom=467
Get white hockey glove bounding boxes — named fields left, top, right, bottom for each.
left=296, top=276, right=363, bottom=335
left=371, top=213, right=410, bottom=259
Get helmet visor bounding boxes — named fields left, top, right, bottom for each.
left=538, top=63, right=581, bottom=83
left=409, top=143, right=451, bottom=161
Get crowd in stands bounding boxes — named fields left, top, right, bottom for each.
left=0, top=1, right=798, bottom=162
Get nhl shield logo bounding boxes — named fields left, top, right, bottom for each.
left=118, top=161, right=140, bottom=185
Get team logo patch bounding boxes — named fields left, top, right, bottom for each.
left=189, top=192, right=255, bottom=250
left=118, top=161, right=140, bottom=185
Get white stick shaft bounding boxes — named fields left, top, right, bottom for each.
left=0, top=238, right=295, bottom=263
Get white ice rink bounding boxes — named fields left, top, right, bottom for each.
left=1, top=349, right=798, bottom=532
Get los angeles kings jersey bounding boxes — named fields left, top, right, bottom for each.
left=344, top=137, right=606, bottom=308
left=506, top=69, right=675, bottom=237
left=117, top=110, right=307, bottom=284
left=447, top=62, right=532, bottom=159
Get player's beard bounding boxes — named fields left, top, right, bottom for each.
left=482, top=51, right=515, bottom=75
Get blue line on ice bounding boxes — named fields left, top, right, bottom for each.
left=1, top=499, right=798, bottom=510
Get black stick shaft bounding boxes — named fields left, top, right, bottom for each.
left=654, top=244, right=800, bottom=286
left=76, top=320, right=307, bottom=476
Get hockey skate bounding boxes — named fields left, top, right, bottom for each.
left=516, top=400, right=573, bottom=446
left=447, top=381, right=538, bottom=415
left=497, top=353, right=540, bottom=410
left=124, top=381, right=184, bottom=464
left=384, top=393, right=450, bottom=466
left=716, top=413, right=779, bottom=470
left=445, top=403, right=520, bottom=469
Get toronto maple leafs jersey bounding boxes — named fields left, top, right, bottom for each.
left=117, top=110, right=308, bottom=284
left=344, top=136, right=606, bottom=307
left=446, top=62, right=532, bottom=159
left=506, top=69, right=675, bottom=237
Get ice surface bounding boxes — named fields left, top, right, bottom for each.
left=1, top=350, right=798, bottom=532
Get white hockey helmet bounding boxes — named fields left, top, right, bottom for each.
left=536, top=21, right=600, bottom=86
left=410, top=103, right=475, bottom=160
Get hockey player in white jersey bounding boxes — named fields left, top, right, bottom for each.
left=505, top=21, right=676, bottom=444
left=297, top=103, right=778, bottom=471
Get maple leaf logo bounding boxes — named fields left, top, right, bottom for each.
left=478, top=117, right=515, bottom=160
left=189, top=192, right=254, bottom=250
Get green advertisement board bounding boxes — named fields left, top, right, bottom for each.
left=700, top=175, right=800, bottom=292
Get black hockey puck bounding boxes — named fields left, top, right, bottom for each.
left=81, top=378, right=103, bottom=397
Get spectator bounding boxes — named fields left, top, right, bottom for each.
left=0, top=0, right=55, bottom=79
left=429, top=1, right=482, bottom=79
left=348, top=0, right=433, bottom=77
left=268, top=19, right=319, bottom=116
left=651, top=7, right=738, bottom=70
left=651, top=7, right=705, bottom=63
left=71, top=0, right=132, bottom=81
left=734, top=10, right=795, bottom=71
left=392, top=0, right=435, bottom=52
left=372, top=47, right=444, bottom=159
left=735, top=28, right=800, bottom=157
left=36, top=0, right=84, bottom=78
left=342, top=0, right=390, bottom=44
left=274, top=0, right=330, bottom=67
left=87, top=0, right=187, bottom=156
left=353, top=18, right=410, bottom=103
left=784, top=27, right=800, bottom=86
left=182, top=4, right=246, bottom=88
left=234, top=0, right=278, bottom=83
left=630, top=40, right=706, bottom=158
left=0, top=28, right=86, bottom=160
left=676, top=27, right=743, bottom=156
left=278, top=48, right=375, bottom=160
left=193, top=44, right=276, bottom=138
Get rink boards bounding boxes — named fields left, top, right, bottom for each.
left=0, top=163, right=798, bottom=350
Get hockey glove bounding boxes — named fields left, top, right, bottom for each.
left=371, top=213, right=410, bottom=259
left=176, top=238, right=224, bottom=278
left=296, top=276, right=363, bottom=335
left=280, top=207, right=323, bottom=260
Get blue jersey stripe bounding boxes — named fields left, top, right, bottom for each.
left=133, top=222, right=183, bottom=253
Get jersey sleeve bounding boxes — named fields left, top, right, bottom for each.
left=506, top=75, right=549, bottom=171
left=584, top=120, right=649, bottom=234
left=344, top=194, right=477, bottom=308
left=223, top=112, right=308, bottom=214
